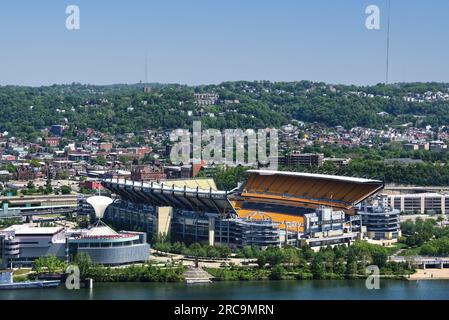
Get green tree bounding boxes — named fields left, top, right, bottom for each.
left=372, top=250, right=388, bottom=268
left=33, top=255, right=66, bottom=274
left=74, top=252, right=93, bottom=278
left=92, top=155, right=107, bottom=166
left=56, top=171, right=70, bottom=180
left=256, top=252, right=267, bottom=268
left=60, top=185, right=72, bottom=195
left=301, top=244, right=314, bottom=262
left=119, top=155, right=130, bottom=165
left=311, top=255, right=326, bottom=279
left=345, top=259, right=358, bottom=278
left=269, top=265, right=286, bottom=280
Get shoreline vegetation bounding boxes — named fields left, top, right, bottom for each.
left=22, top=241, right=416, bottom=284
left=28, top=254, right=186, bottom=283
left=152, top=241, right=415, bottom=281
left=15, top=217, right=449, bottom=284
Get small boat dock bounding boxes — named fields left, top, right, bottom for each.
left=0, top=271, right=60, bottom=290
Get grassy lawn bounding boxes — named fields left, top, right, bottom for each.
left=383, top=240, right=425, bottom=257
left=386, top=242, right=408, bottom=255
left=402, top=247, right=422, bottom=256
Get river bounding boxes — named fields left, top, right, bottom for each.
left=1, top=280, right=449, bottom=300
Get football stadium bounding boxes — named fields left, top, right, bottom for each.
left=101, top=170, right=385, bottom=249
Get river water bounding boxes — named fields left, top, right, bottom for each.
left=1, top=280, right=448, bottom=300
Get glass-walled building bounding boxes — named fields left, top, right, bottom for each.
left=359, top=206, right=401, bottom=241
left=66, top=223, right=149, bottom=266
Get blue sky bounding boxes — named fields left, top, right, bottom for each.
left=0, top=0, right=448, bottom=86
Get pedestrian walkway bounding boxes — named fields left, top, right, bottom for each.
left=183, top=266, right=213, bottom=284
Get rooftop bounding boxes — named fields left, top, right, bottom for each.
left=2, top=225, right=64, bottom=236
left=68, top=221, right=140, bottom=241
left=85, top=225, right=118, bottom=237
left=103, top=178, right=234, bottom=214
left=246, top=170, right=382, bottom=184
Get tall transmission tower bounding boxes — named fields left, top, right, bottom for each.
left=145, top=51, right=149, bottom=84
left=385, top=0, right=391, bottom=84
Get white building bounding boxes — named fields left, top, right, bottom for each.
left=382, top=193, right=449, bottom=214
left=0, top=225, right=67, bottom=269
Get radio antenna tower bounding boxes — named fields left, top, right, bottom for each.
left=385, top=0, right=391, bottom=84
left=145, top=51, right=149, bottom=84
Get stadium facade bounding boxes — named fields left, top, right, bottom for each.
left=359, top=206, right=401, bottom=241
left=101, top=170, right=389, bottom=249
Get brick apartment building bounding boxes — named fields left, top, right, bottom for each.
left=130, top=161, right=165, bottom=182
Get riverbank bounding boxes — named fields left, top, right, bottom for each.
left=408, top=269, right=449, bottom=280
left=2, top=280, right=449, bottom=300
left=21, top=263, right=449, bottom=283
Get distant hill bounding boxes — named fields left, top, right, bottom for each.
left=0, top=81, right=448, bottom=140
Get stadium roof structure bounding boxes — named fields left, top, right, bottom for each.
left=166, top=178, right=218, bottom=191
left=102, top=179, right=235, bottom=215
left=240, top=170, right=384, bottom=211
